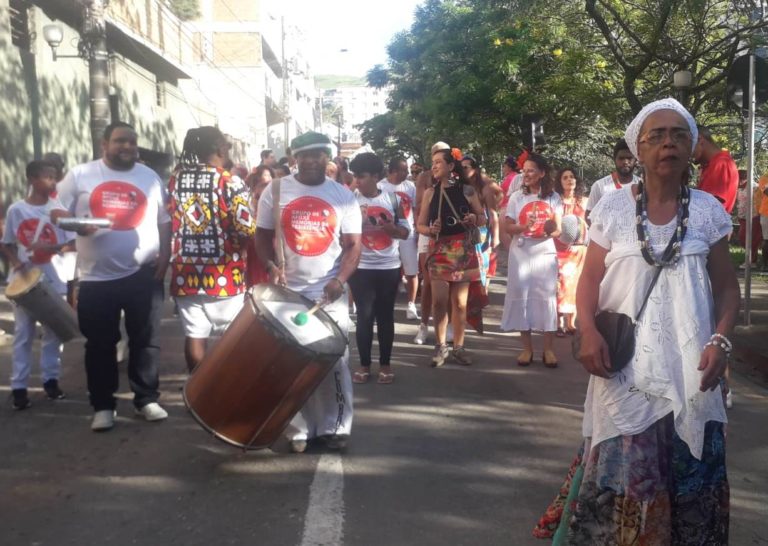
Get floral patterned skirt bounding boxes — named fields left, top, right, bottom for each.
left=427, top=233, right=481, bottom=283
left=534, top=414, right=728, bottom=545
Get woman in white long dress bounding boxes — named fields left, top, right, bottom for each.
left=500, top=153, right=562, bottom=367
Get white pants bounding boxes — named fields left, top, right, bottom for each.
left=289, top=292, right=353, bottom=440
left=399, top=236, right=419, bottom=276
left=11, top=304, right=62, bottom=389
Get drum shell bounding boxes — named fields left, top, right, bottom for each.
left=6, top=270, right=80, bottom=342
left=183, top=289, right=345, bottom=450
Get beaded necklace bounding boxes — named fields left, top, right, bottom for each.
left=634, top=180, right=690, bottom=267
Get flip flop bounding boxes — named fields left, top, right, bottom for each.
left=377, top=371, right=395, bottom=384
left=352, top=370, right=371, bottom=384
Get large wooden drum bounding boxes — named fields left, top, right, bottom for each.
left=183, top=284, right=347, bottom=450
left=5, top=267, right=80, bottom=342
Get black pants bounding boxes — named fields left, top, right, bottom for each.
left=348, top=267, right=400, bottom=367
left=77, top=265, right=164, bottom=411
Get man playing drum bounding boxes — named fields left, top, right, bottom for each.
left=255, top=131, right=362, bottom=453
left=53, top=122, right=172, bottom=432
left=1, top=160, right=75, bottom=410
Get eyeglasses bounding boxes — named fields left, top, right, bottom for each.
left=639, top=128, right=692, bottom=146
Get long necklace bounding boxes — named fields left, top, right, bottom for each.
left=635, top=180, right=690, bottom=267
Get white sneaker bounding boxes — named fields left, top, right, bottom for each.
left=406, top=302, right=420, bottom=320
left=447, top=324, right=454, bottom=344
left=414, top=323, right=429, bottom=345
left=91, top=410, right=116, bottom=432
left=726, top=390, right=733, bottom=409
left=134, top=402, right=168, bottom=422
left=399, top=278, right=407, bottom=293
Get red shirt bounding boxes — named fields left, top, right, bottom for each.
left=698, top=150, right=738, bottom=213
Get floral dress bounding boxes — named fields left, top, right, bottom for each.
left=554, top=197, right=587, bottom=315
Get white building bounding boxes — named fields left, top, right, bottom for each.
left=322, top=86, right=390, bottom=145
left=187, top=0, right=318, bottom=163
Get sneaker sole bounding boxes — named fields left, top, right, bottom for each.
left=134, top=410, right=168, bottom=422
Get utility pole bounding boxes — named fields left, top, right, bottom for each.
left=82, top=0, right=111, bottom=159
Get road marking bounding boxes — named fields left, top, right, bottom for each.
left=300, top=453, right=345, bottom=546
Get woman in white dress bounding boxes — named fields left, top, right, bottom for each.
left=501, top=153, right=561, bottom=367
left=536, top=98, right=739, bottom=544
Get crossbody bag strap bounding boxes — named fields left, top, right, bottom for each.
left=271, top=178, right=285, bottom=269
left=435, top=184, right=444, bottom=240
left=440, top=185, right=468, bottom=233
left=634, top=265, right=663, bottom=322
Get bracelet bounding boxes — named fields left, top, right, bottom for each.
left=266, top=260, right=282, bottom=273
left=330, top=277, right=344, bottom=288
left=710, top=333, right=733, bottom=353
left=704, top=340, right=731, bottom=356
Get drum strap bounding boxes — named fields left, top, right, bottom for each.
left=272, top=178, right=285, bottom=269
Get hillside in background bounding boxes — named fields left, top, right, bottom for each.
left=315, top=75, right=366, bottom=89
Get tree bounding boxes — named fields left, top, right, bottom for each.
left=168, top=0, right=200, bottom=21
left=367, top=0, right=768, bottom=174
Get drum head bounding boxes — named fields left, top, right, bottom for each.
left=250, top=284, right=347, bottom=360
left=5, top=267, right=42, bottom=298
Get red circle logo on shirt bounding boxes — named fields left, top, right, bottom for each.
left=395, top=191, right=412, bottom=219
left=518, top=201, right=554, bottom=238
left=281, top=196, right=338, bottom=256
left=17, top=219, right=58, bottom=264
left=89, top=181, right=148, bottom=230
left=361, top=205, right=394, bottom=251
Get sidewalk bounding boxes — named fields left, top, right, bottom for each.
left=732, top=271, right=768, bottom=388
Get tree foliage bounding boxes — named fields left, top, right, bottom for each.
left=168, top=0, right=200, bottom=21
left=359, top=0, right=768, bottom=178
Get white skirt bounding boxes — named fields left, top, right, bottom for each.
left=500, top=237, right=558, bottom=332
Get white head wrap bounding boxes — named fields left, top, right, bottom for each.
left=624, top=97, right=698, bottom=159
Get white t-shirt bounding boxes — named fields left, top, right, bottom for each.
left=356, top=191, right=410, bottom=270
left=2, top=200, right=74, bottom=294
left=377, top=178, right=417, bottom=240
left=505, top=190, right=562, bottom=253
left=256, top=175, right=362, bottom=297
left=56, top=159, right=171, bottom=282
left=586, top=172, right=641, bottom=211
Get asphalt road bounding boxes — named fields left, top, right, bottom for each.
left=0, top=275, right=766, bottom=546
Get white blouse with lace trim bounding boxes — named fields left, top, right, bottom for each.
left=583, top=185, right=731, bottom=460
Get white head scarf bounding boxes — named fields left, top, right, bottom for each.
left=624, top=97, right=698, bottom=160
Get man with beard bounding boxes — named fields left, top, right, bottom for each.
left=53, top=122, right=172, bottom=432
left=585, top=138, right=640, bottom=219
left=255, top=131, right=362, bottom=452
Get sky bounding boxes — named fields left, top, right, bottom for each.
left=277, top=0, right=422, bottom=76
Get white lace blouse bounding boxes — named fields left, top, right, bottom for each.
left=583, top=185, right=731, bottom=460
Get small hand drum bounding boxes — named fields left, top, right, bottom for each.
left=558, top=214, right=587, bottom=246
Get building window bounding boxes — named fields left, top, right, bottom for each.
left=9, top=0, right=31, bottom=51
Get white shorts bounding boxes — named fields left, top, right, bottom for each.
left=761, top=216, right=768, bottom=239
left=177, top=294, right=245, bottom=338
left=399, top=237, right=419, bottom=276
left=417, top=234, right=431, bottom=255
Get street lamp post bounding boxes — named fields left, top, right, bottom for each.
left=43, top=0, right=110, bottom=160
left=672, top=69, right=693, bottom=105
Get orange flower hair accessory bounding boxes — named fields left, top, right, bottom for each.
left=451, top=148, right=463, bottom=161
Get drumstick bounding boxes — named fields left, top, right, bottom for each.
left=292, top=301, right=324, bottom=326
